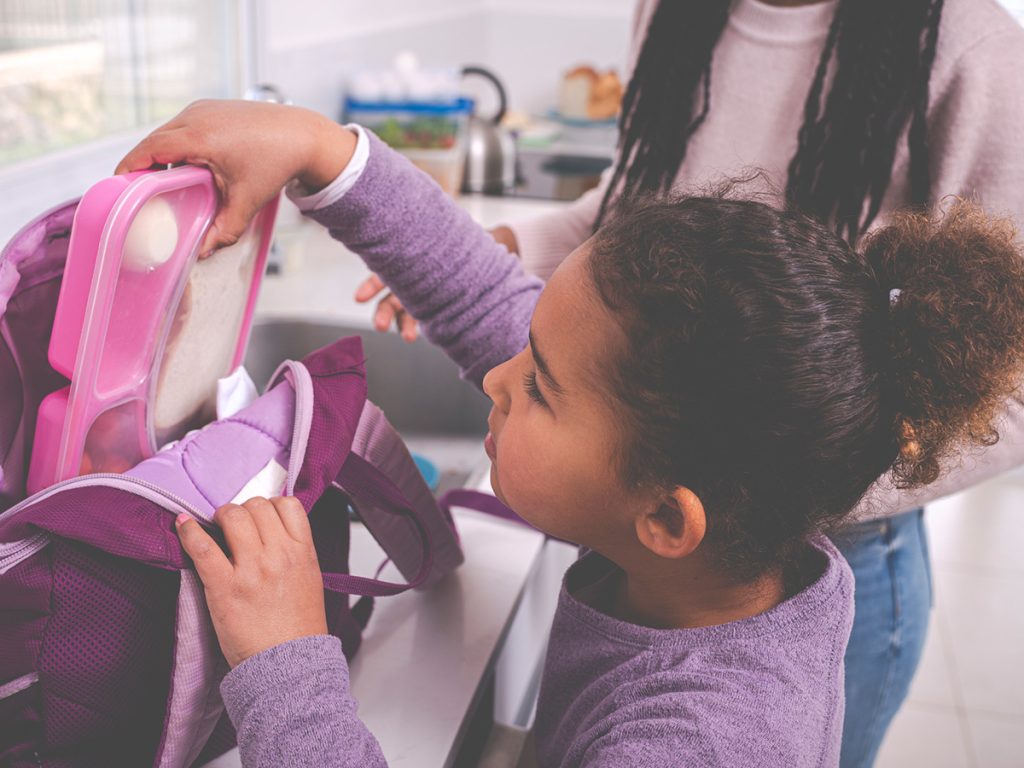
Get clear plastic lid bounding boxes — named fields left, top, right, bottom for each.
left=26, top=167, right=278, bottom=492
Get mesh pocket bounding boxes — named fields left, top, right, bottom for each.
left=37, top=540, right=178, bottom=764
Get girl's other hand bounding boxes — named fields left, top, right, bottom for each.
left=175, top=496, right=328, bottom=669
left=115, top=99, right=357, bottom=257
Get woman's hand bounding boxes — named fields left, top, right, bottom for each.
left=176, top=496, right=328, bottom=669
left=355, top=274, right=420, bottom=342
left=116, top=99, right=357, bottom=256
left=489, top=224, right=520, bottom=255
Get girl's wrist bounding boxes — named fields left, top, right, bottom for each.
left=297, top=113, right=359, bottom=193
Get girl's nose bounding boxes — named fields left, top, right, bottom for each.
left=482, top=359, right=513, bottom=415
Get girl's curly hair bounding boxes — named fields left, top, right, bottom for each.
left=588, top=196, right=1024, bottom=579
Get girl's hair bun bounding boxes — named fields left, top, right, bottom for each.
left=863, top=200, right=1024, bottom=488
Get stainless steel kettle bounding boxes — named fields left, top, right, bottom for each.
left=461, top=66, right=517, bottom=195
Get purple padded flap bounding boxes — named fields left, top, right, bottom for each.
left=128, top=383, right=295, bottom=521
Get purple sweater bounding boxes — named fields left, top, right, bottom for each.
left=220, top=135, right=855, bottom=767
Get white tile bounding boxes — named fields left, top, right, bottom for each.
left=927, top=473, right=1024, bottom=575
left=876, top=704, right=971, bottom=768
left=933, top=566, right=1024, bottom=716
left=906, top=614, right=958, bottom=709
left=965, top=713, right=1024, bottom=768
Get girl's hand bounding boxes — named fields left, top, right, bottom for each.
left=175, top=496, right=328, bottom=669
left=115, top=99, right=357, bottom=256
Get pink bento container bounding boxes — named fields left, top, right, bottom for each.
left=26, top=166, right=278, bottom=494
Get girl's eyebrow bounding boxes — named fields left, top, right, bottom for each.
left=529, top=331, right=566, bottom=397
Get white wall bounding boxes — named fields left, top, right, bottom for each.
left=481, top=3, right=635, bottom=115
left=260, top=9, right=488, bottom=120
left=259, top=0, right=637, bottom=118
left=262, top=0, right=482, bottom=50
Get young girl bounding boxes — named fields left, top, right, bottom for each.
left=119, top=101, right=1024, bottom=767
left=359, top=4, right=1024, bottom=761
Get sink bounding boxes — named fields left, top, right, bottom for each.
left=244, top=319, right=492, bottom=493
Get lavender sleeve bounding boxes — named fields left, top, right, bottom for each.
left=220, top=634, right=387, bottom=768
left=303, top=131, right=545, bottom=388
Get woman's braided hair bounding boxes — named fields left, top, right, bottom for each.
left=595, top=0, right=946, bottom=244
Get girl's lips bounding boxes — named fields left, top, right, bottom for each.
left=484, top=432, right=497, bottom=462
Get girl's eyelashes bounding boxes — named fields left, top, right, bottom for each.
left=523, top=370, right=548, bottom=407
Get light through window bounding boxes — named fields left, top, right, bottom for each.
left=0, top=1, right=241, bottom=167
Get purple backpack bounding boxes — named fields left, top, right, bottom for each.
left=0, top=201, right=465, bottom=765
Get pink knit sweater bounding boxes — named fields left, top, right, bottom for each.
left=509, top=0, right=1024, bottom=521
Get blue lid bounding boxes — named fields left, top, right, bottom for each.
left=344, top=96, right=474, bottom=115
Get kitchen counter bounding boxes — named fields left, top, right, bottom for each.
left=204, top=194, right=579, bottom=767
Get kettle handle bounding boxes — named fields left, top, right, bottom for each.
left=461, top=65, right=507, bottom=125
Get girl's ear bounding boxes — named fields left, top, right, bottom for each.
left=634, top=487, right=706, bottom=559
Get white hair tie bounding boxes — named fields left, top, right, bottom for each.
left=889, top=288, right=903, bottom=306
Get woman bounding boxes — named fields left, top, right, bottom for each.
left=357, top=1, right=1024, bottom=765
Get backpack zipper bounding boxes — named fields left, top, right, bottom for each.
left=0, top=473, right=210, bottom=573
left=0, top=532, right=48, bottom=574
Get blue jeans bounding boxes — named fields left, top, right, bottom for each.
left=835, top=509, right=932, bottom=768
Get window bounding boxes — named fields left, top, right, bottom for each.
left=0, top=1, right=245, bottom=167
left=1001, top=0, right=1024, bottom=22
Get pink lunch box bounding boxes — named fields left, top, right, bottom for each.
left=26, top=167, right=278, bottom=494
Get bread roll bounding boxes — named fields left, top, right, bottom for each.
left=559, top=66, right=623, bottom=121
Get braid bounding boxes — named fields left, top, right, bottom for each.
left=908, top=0, right=945, bottom=206
left=677, top=67, right=714, bottom=166
left=786, top=13, right=843, bottom=215
left=595, top=0, right=730, bottom=229
left=597, top=0, right=946, bottom=244
left=787, top=0, right=944, bottom=243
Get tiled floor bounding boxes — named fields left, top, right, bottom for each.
left=876, top=470, right=1024, bottom=768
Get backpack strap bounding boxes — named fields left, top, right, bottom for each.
left=439, top=488, right=569, bottom=544
left=438, top=488, right=527, bottom=526
left=318, top=453, right=434, bottom=597
left=348, top=401, right=463, bottom=587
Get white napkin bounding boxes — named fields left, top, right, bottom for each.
left=215, top=366, right=259, bottom=419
